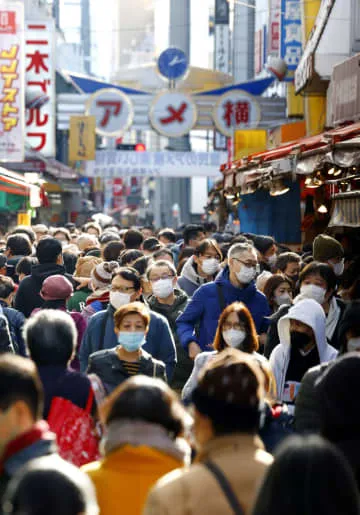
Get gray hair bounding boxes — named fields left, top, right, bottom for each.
left=228, top=242, right=255, bottom=260
left=23, top=310, right=77, bottom=366
left=146, top=259, right=177, bottom=280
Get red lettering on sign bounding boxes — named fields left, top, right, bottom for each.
left=26, top=50, right=49, bottom=73
left=26, top=108, right=49, bottom=127
left=27, top=132, right=47, bottom=151
left=96, top=100, right=122, bottom=127
left=223, top=100, right=250, bottom=127
left=160, top=102, right=188, bottom=125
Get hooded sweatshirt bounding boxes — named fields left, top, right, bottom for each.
left=14, top=263, right=75, bottom=318
left=270, top=298, right=337, bottom=410
left=178, top=256, right=209, bottom=297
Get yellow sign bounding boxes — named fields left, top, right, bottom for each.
left=234, top=130, right=267, bottom=160
left=17, top=212, right=31, bottom=226
left=69, top=116, right=96, bottom=162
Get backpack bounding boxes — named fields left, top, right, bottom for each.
left=0, top=305, right=16, bottom=354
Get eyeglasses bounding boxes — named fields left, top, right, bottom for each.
left=232, top=257, right=258, bottom=268
left=150, top=274, right=175, bottom=283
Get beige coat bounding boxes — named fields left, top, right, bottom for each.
left=143, top=433, right=273, bottom=515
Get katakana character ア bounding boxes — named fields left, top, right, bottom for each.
left=160, top=103, right=188, bottom=125
left=96, top=101, right=121, bottom=127
left=26, top=50, right=49, bottom=73
left=2, top=116, right=17, bottom=131
left=26, top=108, right=48, bottom=127
left=27, top=132, right=46, bottom=151
left=235, top=102, right=249, bottom=124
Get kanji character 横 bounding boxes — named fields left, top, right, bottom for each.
left=26, top=50, right=49, bottom=73
left=160, top=102, right=188, bottom=125
left=26, top=108, right=49, bottom=127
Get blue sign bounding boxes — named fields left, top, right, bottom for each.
left=157, top=48, right=188, bottom=81
left=280, top=0, right=302, bottom=80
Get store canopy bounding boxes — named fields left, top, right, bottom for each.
left=63, top=68, right=274, bottom=97
left=0, top=167, right=31, bottom=196
left=222, top=122, right=360, bottom=177
left=328, top=192, right=360, bottom=228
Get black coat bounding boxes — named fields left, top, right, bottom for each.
left=14, top=263, right=75, bottom=318
left=88, top=348, right=167, bottom=394
left=0, top=300, right=26, bottom=356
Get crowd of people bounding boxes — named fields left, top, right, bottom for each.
left=0, top=220, right=359, bottom=514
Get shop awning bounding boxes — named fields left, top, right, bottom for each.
left=0, top=167, right=31, bottom=196
left=222, top=122, right=360, bottom=177
left=328, top=192, right=360, bottom=228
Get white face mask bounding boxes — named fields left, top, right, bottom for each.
left=347, top=337, right=360, bottom=352
left=275, top=293, right=292, bottom=306
left=222, top=329, right=246, bottom=348
left=300, top=283, right=326, bottom=305
left=236, top=266, right=257, bottom=285
left=152, top=278, right=174, bottom=299
left=329, top=259, right=344, bottom=277
left=267, top=253, right=277, bottom=267
left=202, top=258, right=220, bottom=276
left=110, top=291, right=132, bottom=310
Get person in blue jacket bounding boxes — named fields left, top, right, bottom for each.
left=176, top=242, right=271, bottom=360
left=80, top=267, right=177, bottom=380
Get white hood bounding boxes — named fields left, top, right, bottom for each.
left=278, top=298, right=329, bottom=361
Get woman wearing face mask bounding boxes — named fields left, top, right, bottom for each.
left=178, top=239, right=222, bottom=297
left=87, top=302, right=167, bottom=394
left=182, top=302, right=266, bottom=401
left=263, top=275, right=293, bottom=314
left=265, top=262, right=346, bottom=358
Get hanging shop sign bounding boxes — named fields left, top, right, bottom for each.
left=0, top=2, right=25, bottom=162
left=149, top=92, right=197, bottom=138
left=280, top=0, right=302, bottom=81
left=85, top=151, right=226, bottom=178
left=213, top=91, right=261, bottom=137
left=268, top=0, right=281, bottom=54
left=69, top=115, right=96, bottom=161
left=86, top=88, right=134, bottom=137
left=25, top=19, right=56, bottom=156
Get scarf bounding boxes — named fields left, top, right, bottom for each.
left=101, top=419, right=189, bottom=464
left=85, top=289, right=110, bottom=306
left=0, top=421, right=53, bottom=473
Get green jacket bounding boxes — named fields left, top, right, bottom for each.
left=67, top=287, right=92, bottom=313
left=148, top=289, right=192, bottom=391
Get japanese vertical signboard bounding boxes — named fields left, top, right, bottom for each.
left=25, top=19, right=56, bottom=156
left=214, top=0, right=230, bottom=151
left=69, top=115, right=96, bottom=162
left=268, top=0, right=281, bottom=54
left=0, top=2, right=24, bottom=162
left=280, top=0, right=302, bottom=80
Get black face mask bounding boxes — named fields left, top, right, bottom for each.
left=287, top=273, right=299, bottom=283
left=290, top=330, right=311, bottom=351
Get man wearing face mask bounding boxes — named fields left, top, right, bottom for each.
left=313, top=234, right=345, bottom=277
left=80, top=267, right=176, bottom=380
left=176, top=242, right=271, bottom=360
left=269, top=298, right=337, bottom=415
left=147, top=261, right=191, bottom=391
left=253, top=235, right=278, bottom=273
